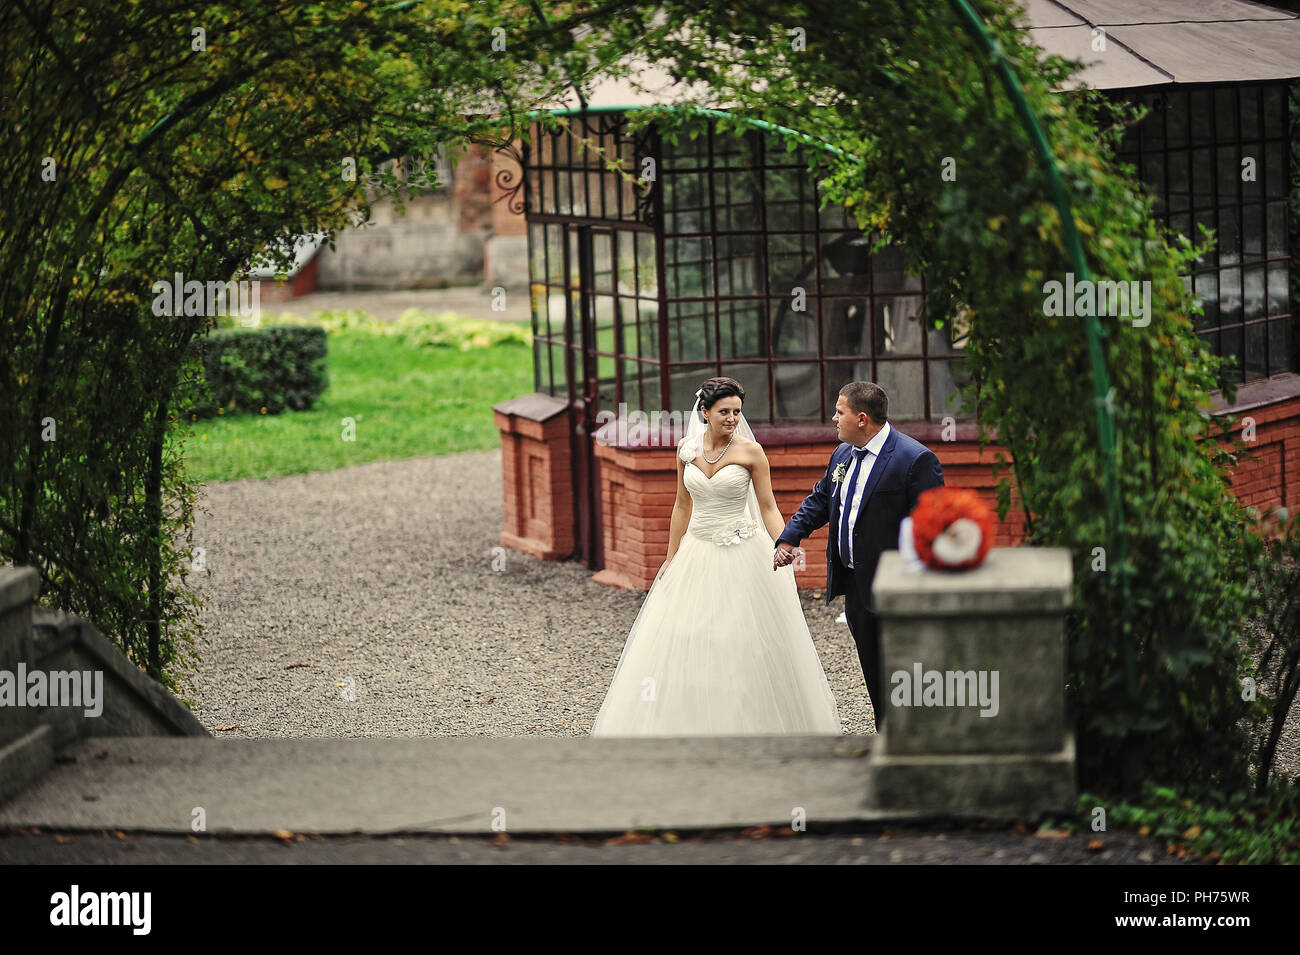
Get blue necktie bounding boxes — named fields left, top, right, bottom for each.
left=839, top=447, right=870, bottom=569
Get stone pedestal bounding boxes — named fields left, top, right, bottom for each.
left=867, top=548, right=1076, bottom=818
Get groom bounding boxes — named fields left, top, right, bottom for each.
left=774, top=381, right=944, bottom=729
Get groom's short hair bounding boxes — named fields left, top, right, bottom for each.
left=840, top=381, right=888, bottom=424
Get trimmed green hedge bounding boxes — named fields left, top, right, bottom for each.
left=191, top=325, right=328, bottom=419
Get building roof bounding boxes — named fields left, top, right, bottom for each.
left=528, top=0, right=1300, bottom=112
left=547, top=59, right=725, bottom=111
left=1020, top=0, right=1300, bottom=89
left=247, top=233, right=325, bottom=280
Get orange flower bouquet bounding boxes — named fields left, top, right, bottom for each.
left=907, top=487, right=996, bottom=571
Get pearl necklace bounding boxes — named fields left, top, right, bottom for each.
left=702, top=431, right=735, bottom=464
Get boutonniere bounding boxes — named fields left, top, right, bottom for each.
left=832, top=461, right=848, bottom=484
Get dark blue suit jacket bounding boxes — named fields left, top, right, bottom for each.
left=778, top=425, right=945, bottom=608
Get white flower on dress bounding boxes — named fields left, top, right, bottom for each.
left=832, top=461, right=848, bottom=484
left=711, top=517, right=759, bottom=546
left=678, top=439, right=699, bottom=463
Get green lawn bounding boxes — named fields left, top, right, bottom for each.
left=175, top=327, right=534, bottom=483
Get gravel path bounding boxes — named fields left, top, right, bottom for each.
left=187, top=449, right=875, bottom=738
left=185, top=447, right=1300, bottom=785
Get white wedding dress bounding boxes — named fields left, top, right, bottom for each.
left=591, top=451, right=842, bottom=736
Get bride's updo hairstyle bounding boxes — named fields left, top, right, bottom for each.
left=696, top=377, right=745, bottom=423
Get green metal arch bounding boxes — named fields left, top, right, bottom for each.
left=477, top=0, right=1134, bottom=693
left=946, top=0, right=1132, bottom=695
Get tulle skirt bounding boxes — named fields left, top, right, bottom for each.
left=591, top=523, right=842, bottom=736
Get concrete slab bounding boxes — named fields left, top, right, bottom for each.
left=0, top=735, right=899, bottom=835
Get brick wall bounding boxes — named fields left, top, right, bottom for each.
left=453, top=142, right=494, bottom=234
left=1212, top=379, right=1300, bottom=514
left=590, top=430, right=1028, bottom=591
left=498, top=376, right=1300, bottom=591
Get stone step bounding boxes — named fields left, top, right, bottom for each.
left=0, top=734, right=894, bottom=835
left=0, top=724, right=54, bottom=805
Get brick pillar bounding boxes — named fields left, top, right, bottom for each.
left=493, top=393, right=574, bottom=560
left=1212, top=390, right=1300, bottom=514
left=591, top=443, right=677, bottom=590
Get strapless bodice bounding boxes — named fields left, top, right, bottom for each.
left=683, top=461, right=761, bottom=545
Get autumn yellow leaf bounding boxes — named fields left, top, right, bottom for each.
left=1034, top=827, right=1071, bottom=839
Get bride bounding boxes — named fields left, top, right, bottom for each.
left=591, top=377, right=842, bottom=736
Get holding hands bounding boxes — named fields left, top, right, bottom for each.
left=773, top=541, right=801, bottom=571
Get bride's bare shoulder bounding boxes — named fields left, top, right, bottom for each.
left=733, top=436, right=767, bottom=466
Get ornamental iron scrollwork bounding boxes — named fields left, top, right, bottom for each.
left=633, top=121, right=658, bottom=227
left=489, top=137, right=528, bottom=216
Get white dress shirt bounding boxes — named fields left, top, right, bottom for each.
left=840, top=421, right=891, bottom=568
